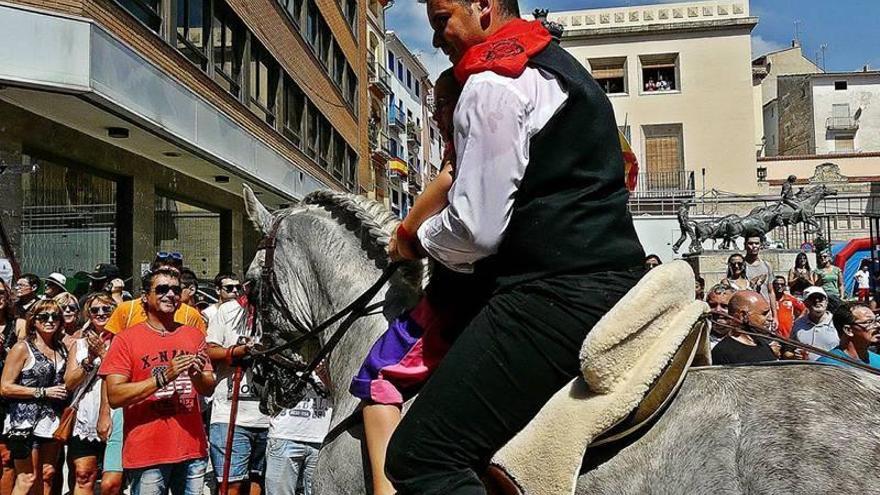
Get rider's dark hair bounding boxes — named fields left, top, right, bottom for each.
left=418, top=0, right=520, bottom=18
left=832, top=303, right=871, bottom=336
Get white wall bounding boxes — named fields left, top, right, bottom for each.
left=563, top=26, right=757, bottom=193
left=811, top=73, right=880, bottom=154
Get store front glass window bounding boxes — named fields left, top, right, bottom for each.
left=20, top=159, right=117, bottom=280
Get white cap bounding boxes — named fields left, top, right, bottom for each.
left=803, top=286, right=827, bottom=300
left=44, top=272, right=67, bottom=290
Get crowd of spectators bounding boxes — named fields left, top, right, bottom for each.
left=649, top=237, right=880, bottom=369
left=0, top=252, right=329, bottom=495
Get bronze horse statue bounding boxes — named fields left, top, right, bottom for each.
left=672, top=185, right=837, bottom=254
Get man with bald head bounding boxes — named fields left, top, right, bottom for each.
left=711, top=290, right=778, bottom=365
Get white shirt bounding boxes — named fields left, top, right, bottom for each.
left=417, top=67, right=568, bottom=273
left=855, top=270, right=870, bottom=290
left=792, top=312, right=839, bottom=361
left=269, top=387, right=332, bottom=444
left=207, top=301, right=270, bottom=428
left=72, top=339, right=102, bottom=441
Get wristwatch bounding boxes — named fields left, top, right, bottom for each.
left=33, top=387, right=45, bottom=399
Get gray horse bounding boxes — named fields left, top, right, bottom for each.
left=243, top=188, right=880, bottom=494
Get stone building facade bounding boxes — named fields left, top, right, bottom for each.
left=0, top=0, right=371, bottom=286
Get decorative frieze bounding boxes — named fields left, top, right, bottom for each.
left=549, top=2, right=750, bottom=32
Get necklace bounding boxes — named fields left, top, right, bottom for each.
left=145, top=319, right=167, bottom=336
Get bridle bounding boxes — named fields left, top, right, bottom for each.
left=248, top=212, right=400, bottom=399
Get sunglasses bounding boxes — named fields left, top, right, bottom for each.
left=221, top=284, right=242, bottom=293
left=156, top=251, right=183, bottom=262
left=35, top=312, right=62, bottom=323
left=62, top=304, right=80, bottom=313
left=729, top=262, right=744, bottom=267
left=152, top=284, right=183, bottom=296
left=89, top=305, right=114, bottom=316
left=852, top=318, right=880, bottom=330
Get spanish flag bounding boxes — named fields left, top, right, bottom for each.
left=619, top=129, right=638, bottom=192
left=388, top=158, right=407, bottom=177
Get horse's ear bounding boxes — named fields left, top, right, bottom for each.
left=243, top=184, right=273, bottom=235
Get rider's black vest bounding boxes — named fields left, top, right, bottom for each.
left=476, top=42, right=645, bottom=289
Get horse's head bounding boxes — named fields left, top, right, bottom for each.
left=241, top=184, right=426, bottom=415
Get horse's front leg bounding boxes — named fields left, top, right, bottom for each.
left=672, top=231, right=688, bottom=254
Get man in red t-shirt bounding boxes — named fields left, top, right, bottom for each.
left=99, top=267, right=215, bottom=494
left=772, top=276, right=806, bottom=339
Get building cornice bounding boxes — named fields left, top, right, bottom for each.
left=561, top=16, right=757, bottom=41
left=759, top=152, right=880, bottom=162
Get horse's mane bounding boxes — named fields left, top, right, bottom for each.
left=302, top=190, right=428, bottom=289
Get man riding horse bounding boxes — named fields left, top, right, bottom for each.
left=775, top=174, right=803, bottom=221
left=383, top=0, right=645, bottom=493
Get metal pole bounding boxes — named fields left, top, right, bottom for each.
left=220, top=366, right=243, bottom=495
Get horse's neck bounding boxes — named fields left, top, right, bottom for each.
left=310, top=256, right=394, bottom=423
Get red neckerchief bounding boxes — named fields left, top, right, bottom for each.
left=454, top=19, right=552, bottom=85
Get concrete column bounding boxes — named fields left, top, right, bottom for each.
left=130, top=177, right=156, bottom=289
left=229, top=209, right=245, bottom=276
left=0, top=141, right=23, bottom=268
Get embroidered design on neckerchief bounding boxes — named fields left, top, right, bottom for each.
left=454, top=19, right=552, bottom=84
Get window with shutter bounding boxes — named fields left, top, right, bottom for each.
left=588, top=57, right=627, bottom=95
left=643, top=124, right=684, bottom=190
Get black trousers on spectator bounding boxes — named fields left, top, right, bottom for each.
left=385, top=268, right=643, bottom=495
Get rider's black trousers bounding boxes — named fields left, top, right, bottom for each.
left=385, top=267, right=644, bottom=495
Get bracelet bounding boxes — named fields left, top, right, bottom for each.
left=155, top=372, right=167, bottom=389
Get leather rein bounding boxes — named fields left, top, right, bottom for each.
left=704, top=315, right=880, bottom=376
left=249, top=212, right=399, bottom=396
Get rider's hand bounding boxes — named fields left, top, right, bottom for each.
left=109, top=278, right=125, bottom=294
left=387, top=230, right=404, bottom=262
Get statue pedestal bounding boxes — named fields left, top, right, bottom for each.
left=685, top=250, right=811, bottom=290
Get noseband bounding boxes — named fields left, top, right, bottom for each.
left=250, top=212, right=399, bottom=398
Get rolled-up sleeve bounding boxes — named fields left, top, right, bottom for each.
left=417, top=78, right=532, bottom=273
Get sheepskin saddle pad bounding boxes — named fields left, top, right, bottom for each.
left=488, top=260, right=710, bottom=495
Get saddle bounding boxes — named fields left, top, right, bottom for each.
left=486, top=261, right=710, bottom=495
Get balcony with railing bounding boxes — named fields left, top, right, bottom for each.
left=408, top=160, right=423, bottom=192
left=388, top=105, right=406, bottom=132
left=406, top=119, right=422, bottom=146
left=826, top=116, right=859, bottom=132
left=368, top=53, right=392, bottom=97
left=631, top=170, right=695, bottom=198
left=370, top=130, right=393, bottom=160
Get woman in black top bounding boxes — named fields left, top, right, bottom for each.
left=0, top=299, right=68, bottom=495
left=0, top=279, right=19, bottom=493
